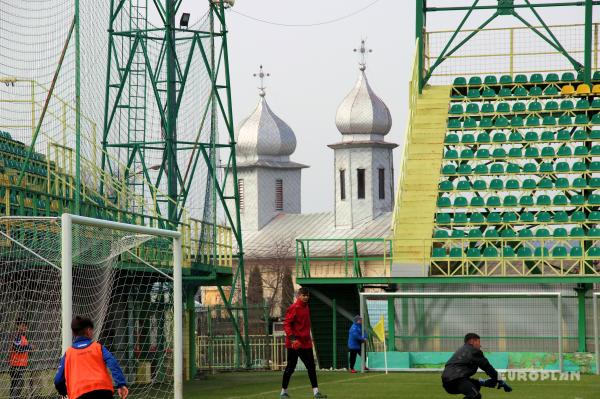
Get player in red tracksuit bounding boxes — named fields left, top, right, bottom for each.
left=280, top=287, right=327, bottom=398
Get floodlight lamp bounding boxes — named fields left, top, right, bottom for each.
left=180, top=13, right=190, bottom=28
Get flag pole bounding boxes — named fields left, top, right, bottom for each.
left=383, top=332, right=388, bottom=374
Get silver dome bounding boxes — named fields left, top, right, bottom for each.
left=237, top=96, right=297, bottom=160
left=335, top=70, right=392, bottom=136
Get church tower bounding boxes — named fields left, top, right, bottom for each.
left=329, top=41, right=397, bottom=229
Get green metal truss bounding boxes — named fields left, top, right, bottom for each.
left=416, top=0, right=600, bottom=91
left=101, top=0, right=250, bottom=368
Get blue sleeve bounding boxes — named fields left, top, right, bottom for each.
left=102, top=346, right=127, bottom=388
left=54, top=355, right=67, bottom=395
left=350, top=325, right=363, bottom=341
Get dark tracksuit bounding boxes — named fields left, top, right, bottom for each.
left=281, top=298, right=318, bottom=389
left=441, top=343, right=498, bottom=399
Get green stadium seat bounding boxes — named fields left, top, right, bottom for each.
left=588, top=247, right=600, bottom=257
left=476, top=148, right=490, bottom=158
left=572, top=161, right=586, bottom=171
left=541, top=146, right=555, bottom=157
left=454, top=77, right=467, bottom=86
left=519, top=229, right=533, bottom=238
left=526, top=116, right=540, bottom=127
left=449, top=104, right=464, bottom=114
left=492, top=148, right=506, bottom=158
left=520, top=212, right=535, bottom=222
left=572, top=177, right=587, bottom=188
left=525, top=147, right=539, bottom=157
left=470, top=213, right=485, bottom=223
left=454, top=213, right=468, bottom=223
left=487, top=212, right=501, bottom=223
left=593, top=71, right=600, bottom=81
left=589, top=194, right=600, bottom=205
left=506, top=164, right=521, bottom=173
left=503, top=195, right=517, bottom=206
left=456, top=180, right=471, bottom=191
left=591, top=113, right=600, bottom=124
left=445, top=149, right=458, bottom=159
left=592, top=99, right=600, bottom=109
left=497, top=102, right=510, bottom=113
left=544, top=86, right=559, bottom=96
left=467, top=88, right=480, bottom=98
left=570, top=211, right=586, bottom=223
left=538, top=178, right=553, bottom=188
left=484, top=229, right=499, bottom=238
left=503, top=216, right=519, bottom=228
left=432, top=248, right=447, bottom=258
left=473, top=180, right=487, bottom=190
left=503, top=246, right=516, bottom=257
left=592, top=145, right=600, bottom=155
left=560, top=100, right=574, bottom=110
left=561, top=72, right=575, bottom=82
left=445, top=133, right=459, bottom=143
left=438, top=197, right=451, bottom=207
left=449, top=248, right=463, bottom=257
left=468, top=229, right=483, bottom=238
left=543, top=115, right=557, bottom=126
left=553, top=194, right=568, bottom=205
left=529, top=86, right=542, bottom=96
left=502, top=229, right=518, bottom=239
left=541, top=131, right=554, bottom=141
left=458, top=164, right=472, bottom=174
left=570, top=194, right=585, bottom=205
left=482, top=88, right=496, bottom=98
left=530, top=73, right=543, bottom=84
left=519, top=196, right=534, bottom=206
left=574, top=114, right=589, bottom=125
left=465, top=103, right=479, bottom=114
left=554, top=228, right=568, bottom=237
left=467, top=248, right=481, bottom=257
left=471, top=197, right=485, bottom=207
left=534, top=247, right=549, bottom=257
left=513, top=87, right=528, bottom=97
left=477, top=132, right=490, bottom=143
left=570, top=247, right=583, bottom=257
left=464, top=118, right=478, bottom=128
left=469, top=76, right=483, bottom=86
left=499, top=75, right=512, bottom=85
left=537, top=211, right=552, bottom=222
left=535, top=228, right=550, bottom=237
left=508, top=147, right=522, bottom=157
left=509, top=132, right=523, bottom=142
left=522, top=179, right=536, bottom=189
left=591, top=161, right=600, bottom=171
left=448, top=119, right=461, bottom=129
left=483, top=247, right=498, bottom=257
left=439, top=180, right=454, bottom=190
left=494, top=116, right=509, bottom=127
left=574, top=145, right=588, bottom=156
left=474, top=164, right=488, bottom=174
left=486, top=196, right=501, bottom=207
left=462, top=133, right=475, bottom=143
left=460, top=149, right=474, bottom=158
left=523, top=163, right=537, bottom=173
left=490, top=164, right=504, bottom=174
left=576, top=99, right=590, bottom=109
left=591, top=177, right=600, bottom=187
left=511, top=116, right=524, bottom=127
left=434, top=230, right=449, bottom=238
left=436, top=213, right=452, bottom=223
left=498, top=87, right=512, bottom=97
left=557, top=130, right=572, bottom=141
left=479, top=117, right=493, bottom=128
left=492, top=132, right=507, bottom=142
left=589, top=211, right=600, bottom=221
left=513, top=102, right=527, bottom=112
left=505, top=179, right=519, bottom=189
left=481, top=103, right=494, bottom=113
left=555, top=178, right=569, bottom=188
left=484, top=75, right=498, bottom=85
left=536, top=195, right=551, bottom=206
left=525, top=131, right=538, bottom=141
left=452, top=230, right=465, bottom=238
left=514, top=74, right=528, bottom=84
left=546, top=73, right=559, bottom=82
left=591, top=130, right=600, bottom=139
left=527, top=102, right=542, bottom=112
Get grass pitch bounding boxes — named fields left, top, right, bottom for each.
left=184, top=371, right=600, bottom=399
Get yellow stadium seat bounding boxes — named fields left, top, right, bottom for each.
left=593, top=84, right=600, bottom=94
left=576, top=83, right=591, bottom=95
left=561, top=84, right=575, bottom=95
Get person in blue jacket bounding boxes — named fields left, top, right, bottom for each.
left=347, top=315, right=368, bottom=373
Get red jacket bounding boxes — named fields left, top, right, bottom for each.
left=283, top=298, right=312, bottom=349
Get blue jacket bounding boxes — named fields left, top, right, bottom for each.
left=54, top=336, right=127, bottom=395
left=347, top=322, right=367, bottom=350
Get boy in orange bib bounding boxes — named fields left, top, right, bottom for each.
left=54, top=316, right=129, bottom=399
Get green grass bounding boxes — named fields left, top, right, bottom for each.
left=184, top=371, right=600, bottom=399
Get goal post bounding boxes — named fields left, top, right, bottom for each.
left=61, top=213, right=183, bottom=399
left=359, top=291, right=563, bottom=373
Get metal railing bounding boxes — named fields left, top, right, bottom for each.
left=196, top=335, right=286, bottom=371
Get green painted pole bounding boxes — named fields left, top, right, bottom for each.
left=584, top=0, right=593, bottom=83
left=387, top=297, right=396, bottom=351
left=165, top=0, right=178, bottom=226
left=332, top=298, right=337, bottom=368
left=415, top=0, right=425, bottom=92
left=74, top=0, right=81, bottom=215
left=186, top=288, right=197, bottom=379
left=575, top=284, right=589, bottom=352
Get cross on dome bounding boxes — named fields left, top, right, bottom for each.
left=253, top=65, right=270, bottom=97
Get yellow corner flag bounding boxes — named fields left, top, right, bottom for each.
left=373, top=315, right=385, bottom=342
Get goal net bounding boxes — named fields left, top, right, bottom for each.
left=360, top=292, right=563, bottom=372
left=0, top=215, right=182, bottom=399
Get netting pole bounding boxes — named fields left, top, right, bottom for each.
left=61, top=213, right=73, bottom=352
left=558, top=293, right=563, bottom=372
left=594, top=293, right=599, bottom=375
left=173, top=236, right=183, bottom=399
left=359, top=294, right=365, bottom=372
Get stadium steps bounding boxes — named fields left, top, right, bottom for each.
left=391, top=85, right=451, bottom=274
left=303, top=284, right=360, bottom=369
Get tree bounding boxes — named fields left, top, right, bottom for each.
left=247, top=266, right=265, bottom=333
left=280, top=265, right=294, bottom=319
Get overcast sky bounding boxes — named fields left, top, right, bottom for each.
left=156, top=0, right=588, bottom=213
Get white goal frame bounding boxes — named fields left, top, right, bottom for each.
left=359, top=291, right=563, bottom=373
left=61, top=213, right=183, bottom=399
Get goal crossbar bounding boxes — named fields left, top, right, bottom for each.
left=61, top=213, right=183, bottom=399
